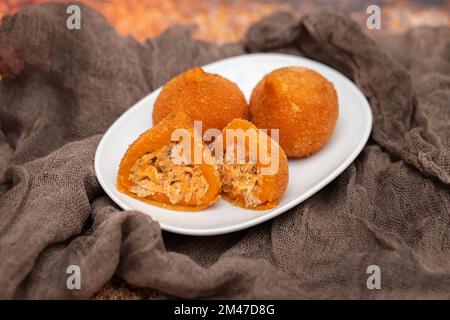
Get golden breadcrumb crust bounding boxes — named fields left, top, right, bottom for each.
left=249, top=67, right=338, bottom=158
left=153, top=67, right=248, bottom=131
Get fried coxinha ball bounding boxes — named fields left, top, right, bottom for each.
left=117, top=112, right=221, bottom=211
left=153, top=67, right=248, bottom=131
left=216, top=118, right=288, bottom=210
left=249, top=67, right=338, bottom=158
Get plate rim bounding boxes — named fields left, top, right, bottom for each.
left=94, top=52, right=373, bottom=236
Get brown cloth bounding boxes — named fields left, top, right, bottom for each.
left=0, top=3, right=449, bottom=299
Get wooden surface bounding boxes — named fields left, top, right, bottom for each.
left=1, top=0, right=449, bottom=300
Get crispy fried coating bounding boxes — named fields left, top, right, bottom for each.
left=249, top=67, right=338, bottom=158
left=153, top=67, right=248, bottom=131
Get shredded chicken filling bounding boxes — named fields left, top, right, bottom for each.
left=129, top=143, right=209, bottom=205
left=219, top=147, right=263, bottom=207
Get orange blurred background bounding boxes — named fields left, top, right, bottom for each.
left=1, top=0, right=449, bottom=43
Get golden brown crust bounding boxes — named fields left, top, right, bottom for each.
left=153, top=67, right=248, bottom=131
left=118, top=189, right=220, bottom=212
left=221, top=193, right=280, bottom=210
left=249, top=67, right=338, bottom=158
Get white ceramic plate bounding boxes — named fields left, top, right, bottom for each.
left=95, top=53, right=372, bottom=236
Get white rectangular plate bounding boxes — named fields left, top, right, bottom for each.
left=95, top=53, right=372, bottom=236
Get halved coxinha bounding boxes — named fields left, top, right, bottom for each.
left=217, top=118, right=288, bottom=210
left=117, top=112, right=288, bottom=211
left=117, top=112, right=221, bottom=211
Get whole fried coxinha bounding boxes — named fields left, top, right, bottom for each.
left=117, top=111, right=221, bottom=211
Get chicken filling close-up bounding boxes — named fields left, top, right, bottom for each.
left=129, top=143, right=209, bottom=205
left=219, top=146, right=263, bottom=207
